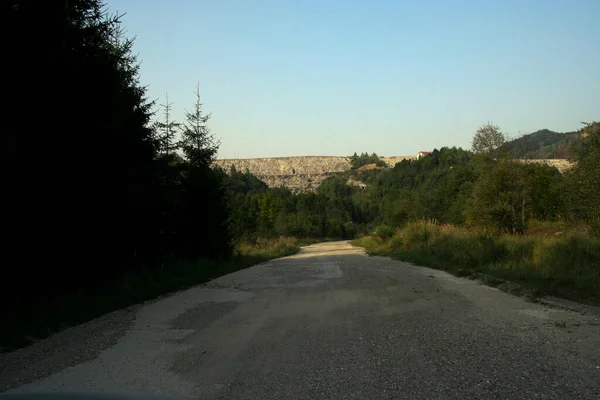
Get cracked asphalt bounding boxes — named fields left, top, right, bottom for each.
left=2, top=241, right=600, bottom=399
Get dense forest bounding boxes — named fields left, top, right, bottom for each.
left=2, top=1, right=599, bottom=349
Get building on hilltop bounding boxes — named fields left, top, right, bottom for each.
left=417, top=151, right=430, bottom=159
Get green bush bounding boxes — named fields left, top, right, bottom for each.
left=373, top=224, right=396, bottom=239
left=235, top=236, right=300, bottom=259
left=389, top=230, right=404, bottom=251
left=401, top=221, right=441, bottom=249
left=533, top=233, right=600, bottom=281
left=343, top=221, right=358, bottom=238
left=429, top=229, right=479, bottom=266
left=499, top=235, right=535, bottom=263
left=352, top=236, right=384, bottom=252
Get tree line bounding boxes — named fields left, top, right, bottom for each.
left=225, top=121, right=600, bottom=239
left=350, top=152, right=387, bottom=169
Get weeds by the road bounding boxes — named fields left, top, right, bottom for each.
left=353, top=221, right=600, bottom=304
left=235, top=236, right=300, bottom=259
left=1, top=237, right=300, bottom=353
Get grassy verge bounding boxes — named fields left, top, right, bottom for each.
left=1, top=237, right=300, bottom=353
left=353, top=221, right=600, bottom=304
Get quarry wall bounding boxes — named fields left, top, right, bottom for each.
left=213, top=156, right=350, bottom=192
left=213, top=156, right=414, bottom=192
left=214, top=156, right=353, bottom=176
left=516, top=159, right=575, bottom=173
left=214, top=156, right=574, bottom=192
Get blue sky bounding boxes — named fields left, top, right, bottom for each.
left=108, top=0, right=600, bottom=159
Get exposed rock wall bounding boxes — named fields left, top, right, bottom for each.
left=213, top=156, right=353, bottom=193
left=214, top=156, right=352, bottom=176
left=213, top=156, right=575, bottom=192
left=214, top=155, right=416, bottom=192
left=519, top=159, right=575, bottom=173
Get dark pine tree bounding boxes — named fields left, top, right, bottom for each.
left=178, top=84, right=232, bottom=258
left=2, top=0, right=159, bottom=310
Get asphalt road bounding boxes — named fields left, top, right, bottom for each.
left=2, top=241, right=600, bottom=399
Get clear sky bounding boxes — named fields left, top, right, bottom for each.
left=108, top=0, right=600, bottom=159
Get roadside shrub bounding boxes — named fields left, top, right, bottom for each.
left=401, top=221, right=441, bottom=249
left=352, top=236, right=384, bottom=253
left=356, top=222, right=600, bottom=302
left=373, top=224, right=396, bottom=239
left=235, top=236, right=299, bottom=259
left=525, top=220, right=565, bottom=237
left=343, top=221, right=357, bottom=238
left=533, top=233, right=600, bottom=281
left=430, top=228, right=478, bottom=266
left=389, top=231, right=404, bottom=251
left=499, top=235, right=535, bottom=264
left=472, top=232, right=506, bottom=264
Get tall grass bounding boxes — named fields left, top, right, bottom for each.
left=354, top=221, right=600, bottom=303
left=1, top=237, right=300, bottom=353
left=234, top=236, right=300, bottom=259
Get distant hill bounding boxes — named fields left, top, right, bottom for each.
left=502, top=128, right=580, bottom=159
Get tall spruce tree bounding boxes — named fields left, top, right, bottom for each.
left=154, top=94, right=181, bottom=156
left=181, top=84, right=219, bottom=166
left=178, top=85, right=232, bottom=259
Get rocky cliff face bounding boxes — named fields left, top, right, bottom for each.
left=214, top=156, right=574, bottom=192
left=213, top=156, right=353, bottom=193
left=518, top=159, right=575, bottom=173
left=214, top=156, right=353, bottom=176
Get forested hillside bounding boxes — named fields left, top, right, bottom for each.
left=225, top=130, right=598, bottom=239
left=502, top=129, right=580, bottom=159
